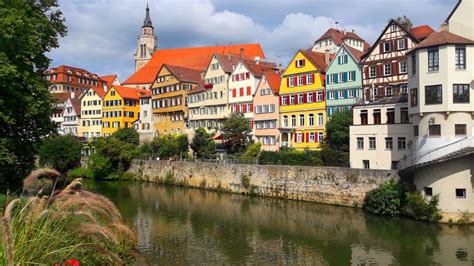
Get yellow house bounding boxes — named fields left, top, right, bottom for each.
left=151, top=64, right=201, bottom=135
left=102, top=85, right=147, bottom=137
left=279, top=50, right=330, bottom=150
left=79, top=86, right=105, bottom=140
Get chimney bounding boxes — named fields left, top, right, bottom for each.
left=352, top=29, right=355, bottom=33
left=343, top=29, right=346, bottom=35
left=255, top=56, right=260, bottom=64
left=325, top=49, right=330, bottom=65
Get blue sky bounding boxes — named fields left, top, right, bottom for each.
left=49, top=0, right=456, bottom=81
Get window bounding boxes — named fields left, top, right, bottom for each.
left=363, top=160, right=370, bottom=169
left=307, top=74, right=313, bottom=84
left=400, top=85, right=408, bottom=94
left=308, top=114, right=314, bottom=126
left=399, top=61, right=407, bottom=74
left=309, top=133, right=316, bottom=143
left=455, top=124, right=467, bottom=136
left=317, top=92, right=323, bottom=102
left=282, top=96, right=287, bottom=105
left=385, top=87, right=393, bottom=96
left=308, top=93, right=314, bottom=103
left=411, top=54, right=417, bottom=75
left=429, top=124, right=441, bottom=136
left=291, top=115, right=296, bottom=127
left=369, top=137, right=376, bottom=149
left=283, top=116, right=288, bottom=127
left=398, top=137, right=406, bottom=150
left=329, top=74, right=335, bottom=84
left=338, top=91, right=344, bottom=99
left=357, top=137, right=364, bottom=149
left=289, top=78, right=295, bottom=87
left=453, top=84, right=470, bottom=103
left=383, top=42, right=391, bottom=53
left=373, top=109, right=381, bottom=124
left=455, top=46, right=466, bottom=70
left=425, top=85, right=442, bottom=104
left=387, top=108, right=395, bottom=124
left=385, top=137, right=393, bottom=150
left=340, top=55, right=348, bottom=64
left=369, top=66, right=376, bottom=78
left=398, top=39, right=405, bottom=50
left=296, top=59, right=305, bottom=68
left=400, top=107, right=409, bottom=123
left=414, top=125, right=419, bottom=137
left=290, top=95, right=295, bottom=105
left=318, top=132, right=324, bottom=143
left=360, top=110, right=368, bottom=125
left=298, top=76, right=304, bottom=86
left=348, top=71, right=355, bottom=81
left=384, top=64, right=391, bottom=76
left=299, top=114, right=305, bottom=127
left=428, top=48, right=439, bottom=72
left=298, top=94, right=304, bottom=103
left=455, top=188, right=467, bottom=199
left=411, top=88, right=418, bottom=107
left=424, top=187, right=433, bottom=197
left=297, top=133, right=303, bottom=143
left=110, top=91, right=115, bottom=96
left=317, top=113, right=324, bottom=126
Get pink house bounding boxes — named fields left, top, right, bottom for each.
left=253, top=72, right=282, bottom=151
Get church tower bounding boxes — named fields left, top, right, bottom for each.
left=135, top=4, right=157, bottom=71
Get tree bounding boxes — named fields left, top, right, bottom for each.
left=111, top=128, right=139, bottom=146
left=321, top=110, right=352, bottom=167
left=89, top=137, right=138, bottom=179
left=394, top=15, right=413, bottom=29
left=38, top=135, right=83, bottom=173
left=221, top=113, right=252, bottom=154
left=190, top=128, right=216, bottom=159
left=176, top=134, right=190, bottom=159
left=0, top=1, right=67, bottom=191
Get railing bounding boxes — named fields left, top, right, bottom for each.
left=398, top=137, right=474, bottom=170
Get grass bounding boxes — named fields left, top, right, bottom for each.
left=0, top=168, right=137, bottom=265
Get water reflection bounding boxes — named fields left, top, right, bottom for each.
left=86, top=181, right=474, bottom=265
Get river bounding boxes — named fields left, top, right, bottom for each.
left=85, top=180, right=474, bottom=265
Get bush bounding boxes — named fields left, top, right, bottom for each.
left=240, top=143, right=261, bottom=159
left=363, top=179, right=404, bottom=217
left=190, top=128, right=216, bottom=159
left=259, top=149, right=323, bottom=166
left=403, top=192, right=442, bottom=222
left=67, top=167, right=93, bottom=179
left=38, top=135, right=83, bottom=174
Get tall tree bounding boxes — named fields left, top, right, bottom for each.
left=38, top=135, right=83, bottom=174
left=321, top=110, right=352, bottom=167
left=0, top=1, right=67, bottom=191
left=221, top=113, right=251, bottom=154
left=190, top=128, right=216, bottom=159
left=394, top=15, right=413, bottom=29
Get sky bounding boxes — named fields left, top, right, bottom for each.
left=49, top=0, right=457, bottom=82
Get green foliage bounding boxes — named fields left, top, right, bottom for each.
left=403, top=192, right=442, bottom=223
left=190, top=128, right=216, bottom=159
left=0, top=193, right=6, bottom=210
left=38, top=135, right=83, bottom=173
left=394, top=15, right=413, bottom=29
left=363, top=180, right=404, bottom=217
left=222, top=113, right=252, bottom=153
left=258, top=149, right=324, bottom=167
left=322, top=110, right=352, bottom=167
left=67, top=167, right=93, bottom=179
left=240, top=143, right=261, bottom=159
left=111, top=128, right=139, bottom=146
left=149, top=134, right=189, bottom=160
left=240, top=173, right=251, bottom=190
left=457, top=210, right=471, bottom=225
left=89, top=153, right=114, bottom=179
left=0, top=0, right=67, bottom=191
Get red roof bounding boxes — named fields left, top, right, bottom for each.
left=344, top=45, right=364, bottom=62
left=140, top=90, right=152, bottom=98
left=124, top=43, right=265, bottom=85
left=88, top=86, right=105, bottom=98
left=111, top=85, right=148, bottom=100
left=51, top=92, right=72, bottom=103
left=213, top=53, right=246, bottom=73
left=410, top=25, right=435, bottom=41
left=188, top=85, right=207, bottom=95
left=69, top=97, right=82, bottom=115
left=100, top=75, right=118, bottom=88
left=164, top=64, right=203, bottom=83
left=264, top=72, right=282, bottom=94
left=411, top=30, right=474, bottom=52
left=46, top=65, right=104, bottom=88
left=242, top=60, right=278, bottom=78
left=299, top=50, right=330, bottom=73
left=316, top=28, right=370, bottom=51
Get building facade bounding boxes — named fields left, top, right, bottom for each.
left=102, top=85, right=145, bottom=137
left=50, top=92, right=72, bottom=131
left=325, top=44, right=364, bottom=117
left=135, top=4, right=157, bottom=72
left=279, top=50, right=329, bottom=150
left=62, top=97, right=82, bottom=136
left=134, top=90, right=155, bottom=143
left=361, top=20, right=434, bottom=100
left=79, top=87, right=105, bottom=140
left=46, top=65, right=105, bottom=94
left=349, top=95, right=411, bottom=170
left=253, top=73, right=281, bottom=151
left=151, top=64, right=201, bottom=135
left=312, top=28, right=369, bottom=54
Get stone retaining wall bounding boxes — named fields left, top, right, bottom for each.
left=128, top=160, right=398, bottom=208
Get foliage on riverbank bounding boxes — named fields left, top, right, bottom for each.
left=363, top=180, right=442, bottom=222
left=259, top=149, right=324, bottom=166
left=0, top=169, right=136, bottom=265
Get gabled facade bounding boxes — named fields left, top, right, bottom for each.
left=253, top=73, right=282, bottom=151
left=46, top=65, right=105, bottom=94
left=62, top=97, right=82, bottom=136
left=279, top=50, right=329, bottom=150
left=79, top=86, right=105, bottom=139
left=134, top=90, right=154, bottom=143
left=102, top=85, right=145, bottom=137
left=361, top=20, right=434, bottom=101
left=50, top=92, right=72, bottom=132
left=312, top=28, right=369, bottom=54
left=325, top=44, right=364, bottom=117
left=228, top=60, right=278, bottom=132
left=100, top=75, right=121, bottom=92
left=187, top=54, right=240, bottom=133
left=151, top=65, right=201, bottom=136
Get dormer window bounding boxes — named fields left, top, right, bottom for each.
left=391, top=25, right=397, bottom=31
left=111, top=90, right=115, bottom=96
left=295, top=59, right=305, bottom=68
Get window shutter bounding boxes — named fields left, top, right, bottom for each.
left=303, top=75, right=307, bottom=85
left=364, top=67, right=369, bottom=79
left=377, top=65, right=383, bottom=77
left=344, top=90, right=349, bottom=98
left=251, top=120, right=254, bottom=129
left=247, top=86, right=251, bottom=96
left=287, top=95, right=290, bottom=104
left=335, top=91, right=339, bottom=100
left=294, top=133, right=297, bottom=142
left=322, top=91, right=326, bottom=101
left=295, top=95, right=299, bottom=104
left=250, top=104, right=253, bottom=112
left=379, top=43, right=384, bottom=54
left=302, top=59, right=305, bottom=67
left=243, top=104, right=247, bottom=113
left=314, top=92, right=318, bottom=102
left=303, top=93, right=307, bottom=103
left=392, top=39, right=397, bottom=50
left=305, top=133, right=309, bottom=143
left=392, top=62, right=399, bottom=75
left=338, top=56, right=341, bottom=64
left=404, top=38, right=408, bottom=49
left=343, top=72, right=348, bottom=82
left=280, top=96, right=283, bottom=105
left=352, top=71, right=357, bottom=80
left=312, top=74, right=315, bottom=83
left=236, top=105, right=240, bottom=112
left=293, top=77, right=297, bottom=85
left=295, top=61, right=298, bottom=67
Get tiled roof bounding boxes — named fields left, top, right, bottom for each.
left=410, top=30, right=474, bottom=52
left=164, top=64, right=203, bottom=83
left=410, top=25, right=435, bottom=41
left=264, top=72, right=282, bottom=95
left=213, top=53, right=246, bottom=73
left=46, top=65, right=104, bottom=87
left=89, top=86, right=106, bottom=98
left=100, top=75, right=118, bottom=88
left=299, top=50, right=330, bottom=73
left=316, top=28, right=370, bottom=51
left=51, top=92, right=72, bottom=103
left=111, top=85, right=148, bottom=100
left=242, top=60, right=278, bottom=78
left=123, top=43, right=265, bottom=85
left=188, top=85, right=207, bottom=95
left=344, top=44, right=364, bottom=62
left=69, top=97, right=82, bottom=115
left=140, top=90, right=152, bottom=98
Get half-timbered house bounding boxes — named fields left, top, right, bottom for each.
left=361, top=20, right=434, bottom=101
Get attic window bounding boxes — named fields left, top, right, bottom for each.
left=295, top=59, right=305, bottom=68
left=391, top=25, right=397, bottom=31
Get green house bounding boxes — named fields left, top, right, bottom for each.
left=325, top=43, right=364, bottom=118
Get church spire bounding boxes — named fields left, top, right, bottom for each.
left=143, top=3, right=153, bottom=28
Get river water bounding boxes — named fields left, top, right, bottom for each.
left=85, top=181, right=474, bottom=265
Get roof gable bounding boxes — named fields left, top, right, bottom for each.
left=325, top=43, right=361, bottom=72
left=409, top=30, right=474, bottom=53
left=107, top=85, right=147, bottom=100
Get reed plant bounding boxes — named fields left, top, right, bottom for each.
left=0, top=168, right=137, bottom=265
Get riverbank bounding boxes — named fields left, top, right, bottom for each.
left=127, top=160, right=397, bottom=208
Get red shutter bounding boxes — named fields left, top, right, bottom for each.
left=404, top=38, right=408, bottom=49
left=377, top=65, right=383, bottom=78
left=295, top=61, right=298, bottom=67
left=292, top=77, right=297, bottom=86
left=287, top=78, right=289, bottom=87
left=303, top=93, right=307, bottom=103
left=315, top=134, right=319, bottom=143
left=280, top=96, right=283, bottom=105
left=294, top=133, right=297, bottom=142
left=251, top=119, right=254, bottom=128
left=303, top=75, right=307, bottom=85
left=305, top=133, right=309, bottom=143
left=392, top=62, right=399, bottom=75
left=302, top=59, right=306, bottom=67
left=236, top=105, right=240, bottom=112
left=314, top=92, right=318, bottom=102
left=312, top=74, right=315, bottom=84
left=392, top=39, right=397, bottom=50
left=247, top=86, right=251, bottom=96
left=379, top=43, right=384, bottom=54
left=243, top=104, right=247, bottom=113
left=232, top=89, right=236, bottom=97
left=240, top=87, right=243, bottom=96
left=364, top=66, right=369, bottom=79
left=287, top=95, right=290, bottom=105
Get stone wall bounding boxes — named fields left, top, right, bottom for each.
left=128, top=160, right=398, bottom=208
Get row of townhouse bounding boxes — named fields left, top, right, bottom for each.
left=349, top=0, right=474, bottom=219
